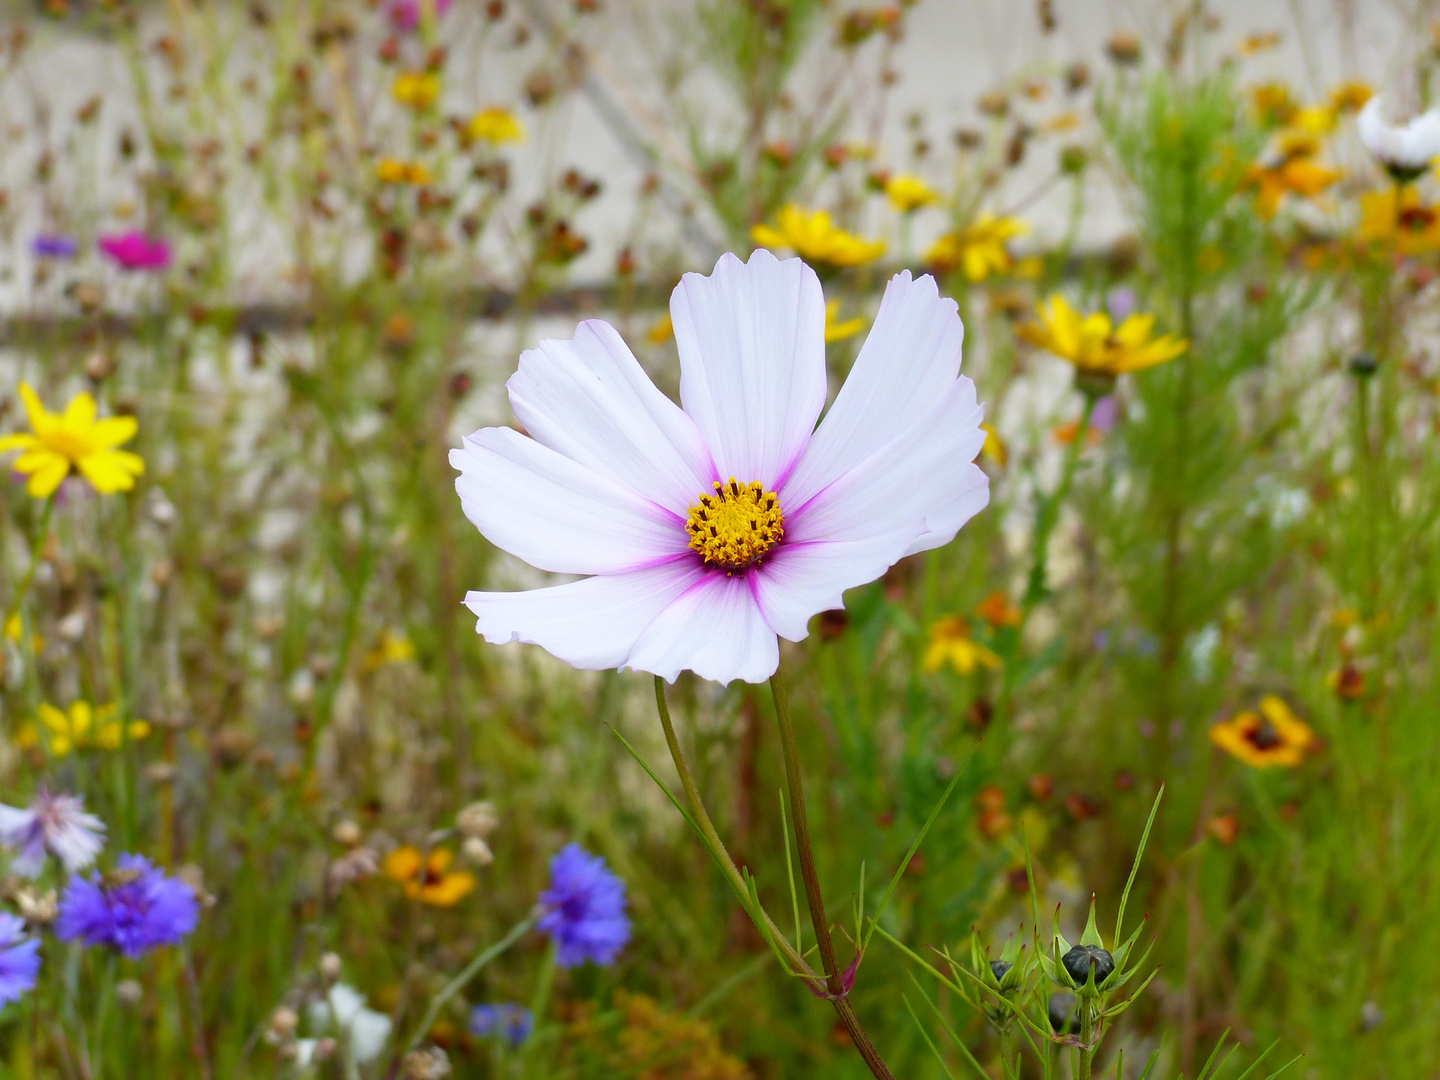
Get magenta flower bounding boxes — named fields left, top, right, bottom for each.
left=98, top=232, right=172, bottom=272
left=387, top=0, right=453, bottom=32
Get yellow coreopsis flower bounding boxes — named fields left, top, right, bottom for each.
left=1017, top=294, right=1188, bottom=377
left=925, top=215, right=1029, bottom=282
left=467, top=107, right=525, bottom=145
left=18, top=701, right=151, bottom=757
left=0, top=384, right=143, bottom=498
left=1356, top=186, right=1440, bottom=256
left=922, top=616, right=1001, bottom=675
left=823, top=299, right=865, bottom=343
left=363, top=629, right=416, bottom=671
left=1244, top=156, right=1342, bottom=218
left=883, top=173, right=941, bottom=213
left=383, top=846, right=477, bottom=906
left=393, top=71, right=440, bottom=110
left=1210, top=695, right=1315, bottom=768
left=750, top=205, right=885, bottom=269
left=376, top=158, right=432, bottom=185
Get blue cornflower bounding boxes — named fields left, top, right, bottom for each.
left=536, top=843, right=630, bottom=968
left=0, top=913, right=40, bottom=1006
left=468, top=1002, right=534, bottom=1047
left=56, top=854, right=199, bottom=957
left=31, top=235, right=78, bottom=259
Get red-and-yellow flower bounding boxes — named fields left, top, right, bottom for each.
left=383, top=847, right=477, bottom=906
left=1210, top=695, right=1315, bottom=768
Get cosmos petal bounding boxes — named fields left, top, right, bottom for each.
left=671, top=250, right=826, bottom=488
left=452, top=427, right=689, bottom=575
left=626, top=572, right=779, bottom=684
left=464, top=559, right=705, bottom=671
left=782, top=271, right=967, bottom=509
left=507, top=319, right=715, bottom=515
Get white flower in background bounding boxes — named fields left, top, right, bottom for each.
left=306, top=983, right=392, bottom=1064
left=0, top=790, right=106, bottom=878
left=1357, top=96, right=1440, bottom=178
left=453, top=250, right=988, bottom=684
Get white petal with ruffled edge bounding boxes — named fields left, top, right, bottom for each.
left=507, top=319, right=716, bottom=515
left=452, top=428, right=687, bottom=576
left=465, top=559, right=705, bottom=671
left=626, top=573, right=778, bottom=684
left=671, top=250, right=826, bottom=488
left=1358, top=96, right=1440, bottom=170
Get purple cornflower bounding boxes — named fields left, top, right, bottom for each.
left=387, top=0, right=453, bottom=32
left=97, top=232, right=172, bottom=271
left=468, top=1002, right=533, bottom=1047
left=1089, top=394, right=1120, bottom=433
left=0, top=913, right=40, bottom=1005
left=536, top=843, right=630, bottom=968
left=0, top=790, right=107, bottom=878
left=56, top=854, right=199, bottom=957
left=31, top=235, right=78, bottom=259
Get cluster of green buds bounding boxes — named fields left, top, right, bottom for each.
left=969, top=928, right=1032, bottom=1031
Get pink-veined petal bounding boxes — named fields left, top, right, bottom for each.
left=507, top=320, right=716, bottom=515
left=452, top=428, right=688, bottom=575
left=464, top=560, right=706, bottom=671
left=626, top=572, right=779, bottom=685
left=782, top=271, right=966, bottom=510
left=750, top=537, right=906, bottom=641
left=670, top=250, right=826, bottom=488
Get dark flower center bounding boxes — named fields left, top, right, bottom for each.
left=1245, top=719, right=1283, bottom=751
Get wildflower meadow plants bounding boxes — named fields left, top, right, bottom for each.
left=2, top=3, right=1440, bottom=1079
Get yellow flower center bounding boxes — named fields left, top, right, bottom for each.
left=685, top=478, right=785, bottom=574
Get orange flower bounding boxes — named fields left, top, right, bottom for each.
left=1244, top=156, right=1342, bottom=218
left=383, top=846, right=477, bottom=906
left=1207, top=813, right=1239, bottom=846
left=974, top=590, right=1022, bottom=630
left=1326, top=663, right=1365, bottom=701
left=1210, top=695, right=1315, bottom=768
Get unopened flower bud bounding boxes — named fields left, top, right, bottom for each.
left=462, top=836, right=494, bottom=867
left=1349, top=351, right=1379, bottom=378
left=270, top=1006, right=299, bottom=1036
left=319, top=952, right=342, bottom=983
left=456, top=801, right=499, bottom=839
left=990, top=959, right=1013, bottom=981
left=332, top=820, right=363, bottom=847
left=116, top=979, right=143, bottom=1006
left=15, top=888, right=58, bottom=925
left=1061, top=944, right=1114, bottom=986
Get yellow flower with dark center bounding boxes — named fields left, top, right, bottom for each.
left=0, top=384, right=143, bottom=498
left=1210, top=695, right=1315, bottom=768
left=376, top=158, right=432, bottom=185
left=468, top=107, right=525, bottom=145
left=922, top=616, right=1001, bottom=675
left=1244, top=156, right=1342, bottom=218
left=750, top=205, right=885, bottom=269
left=685, top=479, right=784, bottom=574
left=1017, top=294, right=1188, bottom=376
left=383, top=846, right=477, bottom=906
left=925, top=215, right=1029, bottom=282
left=1356, top=186, right=1440, bottom=256
left=393, top=71, right=440, bottom=110
left=823, top=299, right=865, bottom=342
left=884, top=173, right=941, bottom=213
left=17, top=701, right=151, bottom=757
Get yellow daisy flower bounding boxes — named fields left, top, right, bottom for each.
left=1356, top=186, right=1440, bottom=256
left=1017, top=294, right=1188, bottom=377
left=823, top=299, right=865, bottom=343
left=883, top=173, right=941, bottom=213
left=925, top=215, right=1029, bottom=282
left=1244, top=156, right=1342, bottom=218
left=383, top=846, right=477, bottom=906
left=363, top=629, right=416, bottom=671
left=922, top=616, right=1001, bottom=675
left=467, top=107, right=525, bottom=145
left=1210, top=695, right=1315, bottom=768
left=0, top=384, right=143, bottom=498
left=376, top=158, right=432, bottom=185
left=393, top=71, right=440, bottom=110
left=18, top=701, right=151, bottom=757
left=750, top=205, right=885, bottom=269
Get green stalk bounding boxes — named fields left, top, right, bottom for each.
left=402, top=914, right=535, bottom=1054
left=1023, top=392, right=1097, bottom=610
left=769, top=666, right=897, bottom=1080
left=1079, top=1000, right=1096, bottom=1080
left=5, top=495, right=55, bottom=628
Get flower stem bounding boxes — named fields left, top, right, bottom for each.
left=1078, top=1000, right=1096, bottom=1080
left=1023, top=393, right=1096, bottom=610
left=402, top=914, right=535, bottom=1054
left=5, top=495, right=54, bottom=627
left=769, top=666, right=897, bottom=1080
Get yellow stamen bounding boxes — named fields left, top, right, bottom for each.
left=685, top=478, right=785, bottom=575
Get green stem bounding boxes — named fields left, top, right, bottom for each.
left=403, top=914, right=535, bottom=1054
left=1079, top=1000, right=1096, bottom=1080
left=520, top=938, right=558, bottom=1072
left=769, top=666, right=897, bottom=1080
left=1023, top=392, right=1096, bottom=610
left=5, top=496, right=55, bottom=627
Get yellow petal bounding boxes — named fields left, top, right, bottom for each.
left=26, top=457, right=70, bottom=498
left=60, top=392, right=98, bottom=432
left=384, top=846, right=424, bottom=883
left=38, top=702, right=70, bottom=735
left=0, top=433, right=40, bottom=453
left=17, top=384, right=52, bottom=435
left=88, top=415, right=139, bottom=450
left=77, top=449, right=145, bottom=493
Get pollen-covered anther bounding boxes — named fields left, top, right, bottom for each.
left=685, top=477, right=785, bottom=574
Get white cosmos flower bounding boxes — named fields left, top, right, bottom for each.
left=308, top=983, right=392, bottom=1064
left=1357, top=96, right=1440, bottom=175
left=452, top=250, right=988, bottom=684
